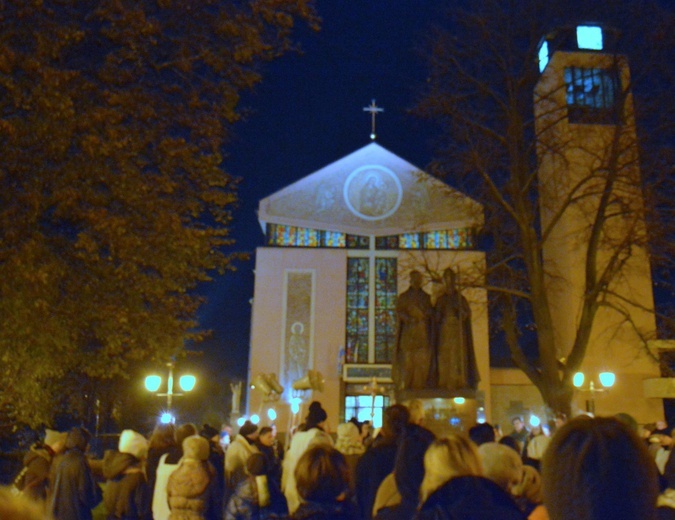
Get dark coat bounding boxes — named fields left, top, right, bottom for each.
left=414, top=476, right=526, bottom=520
left=256, top=442, right=283, bottom=490
left=291, top=500, right=357, bottom=520
left=355, top=440, right=398, bottom=520
left=225, top=476, right=289, bottom=520
left=146, top=445, right=173, bottom=499
left=21, top=444, right=55, bottom=501
left=50, top=445, right=102, bottom=520
left=374, top=424, right=435, bottom=520
left=102, top=450, right=151, bottom=520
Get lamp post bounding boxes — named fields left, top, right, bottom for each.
left=145, top=361, right=196, bottom=412
left=573, top=371, right=615, bottom=415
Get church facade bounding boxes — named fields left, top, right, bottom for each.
left=247, top=142, right=490, bottom=432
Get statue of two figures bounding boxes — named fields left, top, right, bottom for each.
left=393, top=268, right=480, bottom=393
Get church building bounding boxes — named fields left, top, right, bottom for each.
left=247, top=141, right=490, bottom=433
left=246, top=23, right=666, bottom=433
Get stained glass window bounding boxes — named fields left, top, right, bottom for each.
left=324, top=231, right=346, bottom=248
left=266, top=224, right=367, bottom=248
left=376, top=236, right=398, bottom=249
left=376, top=229, right=475, bottom=250
left=346, top=258, right=369, bottom=363
left=374, top=258, right=397, bottom=363
left=347, top=235, right=370, bottom=249
left=400, top=233, right=421, bottom=249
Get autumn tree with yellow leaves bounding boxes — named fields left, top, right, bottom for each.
left=0, top=0, right=319, bottom=426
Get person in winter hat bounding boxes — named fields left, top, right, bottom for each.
left=225, top=421, right=260, bottom=503
left=200, top=424, right=225, bottom=514
left=153, top=423, right=197, bottom=520
left=18, top=428, right=68, bottom=502
left=102, top=429, right=151, bottom=520
left=282, top=401, right=333, bottom=514
left=167, top=435, right=219, bottom=520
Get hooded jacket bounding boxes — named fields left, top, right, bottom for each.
left=167, top=458, right=219, bottom=520
left=21, top=444, right=55, bottom=501
left=102, top=450, right=151, bottom=520
left=50, top=428, right=102, bottom=520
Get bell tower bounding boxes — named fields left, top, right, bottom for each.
left=534, top=25, right=660, bottom=420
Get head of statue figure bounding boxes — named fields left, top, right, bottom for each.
left=443, top=268, right=457, bottom=290
left=410, top=270, right=423, bottom=289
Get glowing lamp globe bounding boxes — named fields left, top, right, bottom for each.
left=599, top=372, right=616, bottom=388
left=145, top=375, right=162, bottom=392
left=236, top=417, right=246, bottom=427
left=160, top=412, right=174, bottom=424
left=291, top=397, right=301, bottom=415
left=573, top=372, right=585, bottom=388
left=453, top=397, right=465, bottom=405
left=179, top=375, right=196, bottom=392
left=530, top=415, right=541, bottom=428
left=267, top=408, right=277, bottom=421
left=250, top=414, right=260, bottom=425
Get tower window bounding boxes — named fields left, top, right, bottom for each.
left=564, top=67, right=621, bottom=124
left=538, top=40, right=549, bottom=73
left=576, top=25, right=603, bottom=50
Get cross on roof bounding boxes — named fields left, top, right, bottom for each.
left=363, top=99, right=384, bottom=140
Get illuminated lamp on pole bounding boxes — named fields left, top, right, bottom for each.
left=145, top=361, right=196, bottom=418
left=573, top=371, right=615, bottom=415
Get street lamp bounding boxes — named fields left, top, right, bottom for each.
left=145, top=362, right=196, bottom=411
left=573, top=371, right=615, bottom=415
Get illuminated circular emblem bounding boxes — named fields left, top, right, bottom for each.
left=343, top=165, right=402, bottom=221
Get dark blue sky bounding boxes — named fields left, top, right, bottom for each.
left=196, top=1, right=449, bottom=382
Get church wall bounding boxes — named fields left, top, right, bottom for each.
left=248, top=247, right=348, bottom=434
left=490, top=369, right=546, bottom=433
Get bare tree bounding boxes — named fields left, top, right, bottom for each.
left=414, top=0, right=674, bottom=415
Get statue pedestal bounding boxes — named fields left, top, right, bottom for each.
left=397, top=388, right=479, bottom=438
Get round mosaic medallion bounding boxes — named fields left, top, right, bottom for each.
left=343, top=165, right=402, bottom=221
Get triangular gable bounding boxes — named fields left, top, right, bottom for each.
left=258, top=142, right=483, bottom=236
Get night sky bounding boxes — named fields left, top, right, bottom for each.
left=195, top=1, right=449, bottom=385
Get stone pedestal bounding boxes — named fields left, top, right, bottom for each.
left=397, top=388, right=479, bottom=438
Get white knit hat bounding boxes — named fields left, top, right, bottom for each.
left=118, top=429, right=148, bottom=460
left=44, top=429, right=68, bottom=449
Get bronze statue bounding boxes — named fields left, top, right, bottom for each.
left=394, top=270, right=433, bottom=390
left=434, top=268, right=480, bottom=391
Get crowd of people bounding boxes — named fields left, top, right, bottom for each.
left=3, top=401, right=675, bottom=520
